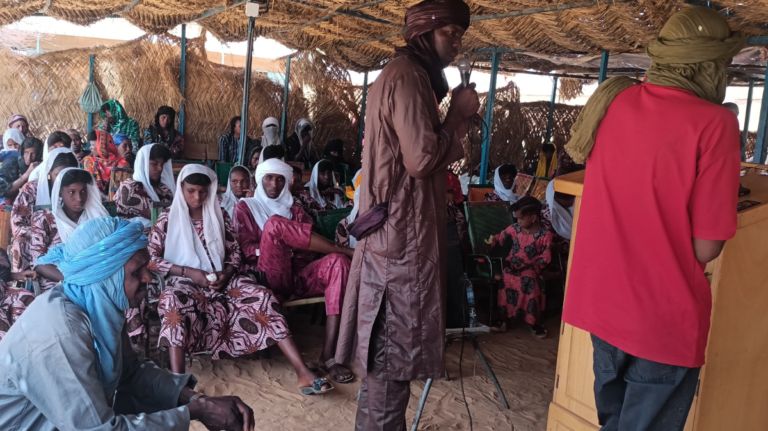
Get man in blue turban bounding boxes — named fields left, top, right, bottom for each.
left=0, top=217, right=255, bottom=431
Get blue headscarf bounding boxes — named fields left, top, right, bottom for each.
left=112, top=133, right=129, bottom=145
left=37, top=217, right=148, bottom=393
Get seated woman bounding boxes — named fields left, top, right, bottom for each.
left=335, top=169, right=361, bottom=248
left=66, top=128, right=87, bottom=159
left=143, top=106, right=184, bottom=158
left=530, top=143, right=558, bottom=178
left=116, top=144, right=175, bottom=228
left=10, top=149, right=78, bottom=273
left=83, top=129, right=131, bottom=195
left=218, top=116, right=256, bottom=164
left=0, top=217, right=255, bottom=430
left=235, top=159, right=354, bottom=384
left=246, top=145, right=262, bottom=178
left=297, top=160, right=344, bottom=214
left=220, top=166, right=252, bottom=218
left=153, top=164, right=333, bottom=394
left=31, top=168, right=109, bottom=292
left=485, top=163, right=522, bottom=203
left=6, top=114, right=30, bottom=138
left=100, top=99, right=140, bottom=154
left=3, top=128, right=23, bottom=152
left=485, top=196, right=553, bottom=338
left=0, top=137, right=42, bottom=204
left=0, top=247, right=36, bottom=342
left=284, top=119, right=316, bottom=166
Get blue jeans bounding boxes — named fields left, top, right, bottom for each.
left=591, top=335, right=700, bottom=431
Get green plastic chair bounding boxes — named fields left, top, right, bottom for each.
left=150, top=201, right=172, bottom=225
left=316, top=207, right=352, bottom=241
left=215, top=162, right=236, bottom=187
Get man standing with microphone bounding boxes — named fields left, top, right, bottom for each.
left=335, top=0, right=479, bottom=429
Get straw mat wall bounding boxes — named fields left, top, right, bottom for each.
left=3, top=1, right=767, bottom=72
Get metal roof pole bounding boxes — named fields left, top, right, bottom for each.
left=280, top=55, right=292, bottom=143
left=179, top=24, right=187, bottom=135
left=357, top=71, right=369, bottom=161
left=545, top=77, right=558, bottom=145
left=742, top=78, right=754, bottom=161
left=238, top=16, right=255, bottom=165
left=479, top=51, right=500, bottom=184
left=87, top=54, right=95, bottom=132
left=598, top=50, right=609, bottom=84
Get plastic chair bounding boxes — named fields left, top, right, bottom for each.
left=215, top=162, right=236, bottom=187
left=315, top=207, right=352, bottom=241
left=468, top=184, right=494, bottom=202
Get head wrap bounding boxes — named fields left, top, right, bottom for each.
left=261, top=117, right=281, bottom=147
left=164, top=165, right=225, bottom=274
left=545, top=181, right=574, bottom=239
left=92, top=130, right=120, bottom=159
left=7, top=114, right=28, bottom=130
left=243, top=158, right=294, bottom=230
left=346, top=169, right=363, bottom=248
left=113, top=133, right=129, bottom=146
left=394, top=0, right=471, bottom=103
left=100, top=100, right=140, bottom=146
left=37, top=217, right=148, bottom=393
left=152, top=106, right=177, bottom=145
left=51, top=168, right=110, bottom=242
left=31, top=147, right=76, bottom=206
left=3, top=128, right=24, bottom=151
left=294, top=119, right=315, bottom=160
left=493, top=164, right=522, bottom=204
left=306, top=162, right=343, bottom=209
left=133, top=144, right=176, bottom=203
left=220, top=165, right=252, bottom=218
left=565, top=7, right=746, bottom=164
left=323, top=139, right=346, bottom=165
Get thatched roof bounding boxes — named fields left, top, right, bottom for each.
left=2, top=0, right=767, bottom=72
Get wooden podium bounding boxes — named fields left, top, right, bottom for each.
left=546, top=165, right=768, bottom=431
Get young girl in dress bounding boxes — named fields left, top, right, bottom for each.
left=487, top=196, right=553, bottom=338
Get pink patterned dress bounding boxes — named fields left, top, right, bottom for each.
left=151, top=211, right=290, bottom=358
left=489, top=224, right=552, bottom=325
left=0, top=248, right=35, bottom=342
left=29, top=210, right=64, bottom=292
left=115, top=178, right=174, bottom=222
left=10, top=180, right=39, bottom=273
left=234, top=202, right=350, bottom=315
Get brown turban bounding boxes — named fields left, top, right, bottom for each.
left=395, top=0, right=471, bottom=103
left=565, top=6, right=746, bottom=164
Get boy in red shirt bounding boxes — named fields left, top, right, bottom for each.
left=562, top=8, right=744, bottom=431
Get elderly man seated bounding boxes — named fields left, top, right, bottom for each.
left=235, top=158, right=355, bottom=384
left=0, top=217, right=254, bottom=431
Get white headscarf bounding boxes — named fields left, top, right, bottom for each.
left=220, top=166, right=251, bottom=218
left=261, top=117, right=281, bottom=147
left=295, top=118, right=313, bottom=157
left=306, top=162, right=343, bottom=209
left=32, top=147, right=75, bottom=206
left=164, top=165, right=225, bottom=273
left=493, top=165, right=522, bottom=204
left=50, top=168, right=109, bottom=243
left=346, top=169, right=362, bottom=248
left=545, top=180, right=574, bottom=239
left=242, top=158, right=294, bottom=230
left=3, top=129, right=24, bottom=152
left=133, top=143, right=176, bottom=202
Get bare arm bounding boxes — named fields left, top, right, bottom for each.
left=692, top=238, right=726, bottom=264
left=35, top=264, right=64, bottom=282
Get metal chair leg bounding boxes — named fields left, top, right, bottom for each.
left=472, top=340, right=509, bottom=409
left=410, top=378, right=433, bottom=431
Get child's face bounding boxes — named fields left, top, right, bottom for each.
left=515, top=210, right=537, bottom=230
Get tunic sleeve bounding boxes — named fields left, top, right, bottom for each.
left=490, top=225, right=514, bottom=250
left=115, top=181, right=151, bottom=220
left=11, top=308, right=191, bottom=430
left=535, top=231, right=553, bottom=270
left=148, top=212, right=173, bottom=276
left=222, top=212, right=241, bottom=269
left=390, top=72, right=464, bottom=179
left=11, top=180, right=37, bottom=238
left=234, top=200, right=260, bottom=267
left=170, top=133, right=184, bottom=159
left=29, top=211, right=55, bottom=268
left=0, top=159, right=19, bottom=199
left=217, top=135, right=228, bottom=162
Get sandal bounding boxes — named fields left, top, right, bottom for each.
left=300, top=377, right=334, bottom=395
left=531, top=325, right=548, bottom=339
left=320, top=358, right=355, bottom=384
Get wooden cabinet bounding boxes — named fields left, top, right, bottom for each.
left=547, top=166, right=768, bottom=431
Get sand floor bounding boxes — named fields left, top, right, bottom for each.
left=188, top=316, right=560, bottom=431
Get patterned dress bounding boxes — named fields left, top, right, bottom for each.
left=151, top=211, right=290, bottom=358
left=489, top=224, right=552, bottom=325
left=29, top=210, right=65, bottom=292
left=334, top=217, right=351, bottom=248
left=142, top=126, right=185, bottom=159
left=10, top=180, right=38, bottom=272
left=115, top=179, right=174, bottom=222
left=0, top=248, right=35, bottom=342
left=483, top=192, right=504, bottom=202
left=82, top=156, right=130, bottom=196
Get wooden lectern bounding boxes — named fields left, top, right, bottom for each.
left=546, top=165, right=768, bottom=431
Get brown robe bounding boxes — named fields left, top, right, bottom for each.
left=335, top=55, right=464, bottom=381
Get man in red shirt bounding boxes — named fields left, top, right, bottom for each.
left=562, top=8, right=745, bottom=431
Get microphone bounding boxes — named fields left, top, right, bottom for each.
left=457, top=57, right=471, bottom=88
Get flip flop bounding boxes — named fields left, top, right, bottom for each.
left=320, top=358, right=355, bottom=384
left=301, top=377, right=334, bottom=395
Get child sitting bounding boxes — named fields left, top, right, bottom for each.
left=486, top=196, right=553, bottom=338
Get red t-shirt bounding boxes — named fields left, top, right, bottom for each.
left=562, top=83, right=740, bottom=368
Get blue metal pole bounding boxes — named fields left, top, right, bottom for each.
left=545, top=77, right=558, bottom=145
left=357, top=71, right=369, bottom=160
left=280, top=56, right=292, bottom=143
left=479, top=51, right=500, bottom=184
left=598, top=50, right=609, bottom=84
left=87, top=54, right=95, bottom=132
left=754, top=70, right=768, bottom=164
left=237, top=16, right=255, bottom=165
left=743, top=78, right=754, bottom=161
left=179, top=24, right=187, bottom=135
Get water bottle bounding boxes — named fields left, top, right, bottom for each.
left=466, top=284, right=477, bottom=328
